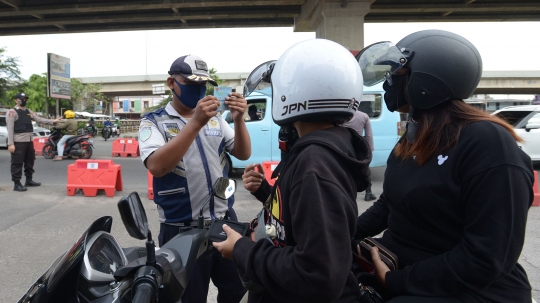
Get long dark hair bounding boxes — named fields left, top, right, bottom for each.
left=395, top=100, right=523, bottom=165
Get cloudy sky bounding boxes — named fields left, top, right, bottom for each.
left=1, top=21, right=540, bottom=97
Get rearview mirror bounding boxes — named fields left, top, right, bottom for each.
left=213, top=178, right=236, bottom=200
left=117, top=192, right=149, bottom=240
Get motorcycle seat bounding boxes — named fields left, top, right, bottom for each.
left=66, top=134, right=86, bottom=145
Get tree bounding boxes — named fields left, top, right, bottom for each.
left=206, top=67, right=224, bottom=96
left=0, top=47, right=22, bottom=105
left=6, top=73, right=62, bottom=114
left=70, top=78, right=106, bottom=113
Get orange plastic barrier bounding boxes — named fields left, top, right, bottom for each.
left=33, top=137, right=47, bottom=156
left=112, top=138, right=139, bottom=157
left=125, top=139, right=140, bottom=157
left=261, top=161, right=280, bottom=186
left=66, top=159, right=123, bottom=197
left=533, top=171, right=540, bottom=207
left=148, top=171, right=154, bottom=200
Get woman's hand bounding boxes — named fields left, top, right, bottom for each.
left=242, top=163, right=265, bottom=193
left=213, top=224, right=243, bottom=260
left=370, top=247, right=390, bottom=288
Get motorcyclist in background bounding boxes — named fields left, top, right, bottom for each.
left=53, top=110, right=78, bottom=161
left=103, top=117, right=113, bottom=127
left=88, top=117, right=96, bottom=134
left=113, top=117, right=121, bottom=135
left=214, top=39, right=372, bottom=303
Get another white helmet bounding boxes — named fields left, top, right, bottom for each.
left=270, top=39, right=363, bottom=126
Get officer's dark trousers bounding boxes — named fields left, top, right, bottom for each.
left=158, top=215, right=246, bottom=303
left=11, top=141, right=35, bottom=182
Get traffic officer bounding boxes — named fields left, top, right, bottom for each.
left=6, top=92, right=59, bottom=191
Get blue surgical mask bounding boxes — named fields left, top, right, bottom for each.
left=172, top=78, right=206, bottom=109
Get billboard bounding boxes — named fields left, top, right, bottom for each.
left=47, top=53, right=71, bottom=99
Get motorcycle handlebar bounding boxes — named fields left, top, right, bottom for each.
left=132, top=282, right=154, bottom=303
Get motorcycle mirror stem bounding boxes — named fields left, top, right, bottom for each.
left=198, top=194, right=213, bottom=229
left=145, top=230, right=156, bottom=268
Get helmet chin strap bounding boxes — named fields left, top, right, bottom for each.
left=406, top=106, right=419, bottom=144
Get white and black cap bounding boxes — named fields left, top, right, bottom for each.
left=168, top=55, right=218, bottom=86
left=14, top=92, right=29, bottom=99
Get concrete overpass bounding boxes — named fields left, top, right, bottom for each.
left=1, top=0, right=540, bottom=51
left=80, top=70, right=540, bottom=97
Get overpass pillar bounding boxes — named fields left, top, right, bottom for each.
left=295, top=0, right=371, bottom=51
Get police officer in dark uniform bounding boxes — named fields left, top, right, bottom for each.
left=6, top=92, right=59, bottom=191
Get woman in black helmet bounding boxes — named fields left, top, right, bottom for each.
left=355, top=30, right=533, bottom=303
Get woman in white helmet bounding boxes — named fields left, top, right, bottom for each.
left=214, top=39, right=372, bottom=302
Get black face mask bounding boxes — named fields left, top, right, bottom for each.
left=383, top=74, right=409, bottom=112
left=19, top=101, right=27, bottom=107
left=278, top=125, right=298, bottom=159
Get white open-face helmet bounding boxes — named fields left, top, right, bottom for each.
left=244, top=39, right=363, bottom=126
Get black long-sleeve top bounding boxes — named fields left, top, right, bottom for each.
left=356, top=121, right=533, bottom=302
left=233, top=127, right=372, bottom=303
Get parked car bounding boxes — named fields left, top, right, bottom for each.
left=492, top=105, right=540, bottom=163
left=32, top=121, right=51, bottom=137
left=222, top=84, right=402, bottom=173
left=0, top=116, right=51, bottom=148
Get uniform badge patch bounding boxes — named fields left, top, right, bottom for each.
left=139, top=127, right=152, bottom=142
left=140, top=120, right=154, bottom=127
left=163, top=123, right=180, bottom=137
left=208, top=119, right=219, bottom=128
left=205, top=118, right=222, bottom=137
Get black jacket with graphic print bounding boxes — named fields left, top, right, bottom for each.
left=232, top=126, right=372, bottom=303
left=356, top=121, right=533, bottom=303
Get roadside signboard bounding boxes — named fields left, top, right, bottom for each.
left=47, top=53, right=71, bottom=99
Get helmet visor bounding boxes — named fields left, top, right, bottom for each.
left=243, top=60, right=276, bottom=97
left=356, top=41, right=410, bottom=86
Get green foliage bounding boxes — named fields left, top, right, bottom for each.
left=6, top=73, right=61, bottom=114
left=71, top=78, right=107, bottom=113
left=77, top=120, right=87, bottom=130
left=0, top=47, right=22, bottom=105
left=206, top=68, right=224, bottom=96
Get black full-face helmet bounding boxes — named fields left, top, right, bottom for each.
left=358, top=29, right=483, bottom=110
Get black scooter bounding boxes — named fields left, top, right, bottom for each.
left=42, top=128, right=94, bottom=159
left=82, top=123, right=97, bottom=137
left=18, top=177, right=237, bottom=303
left=102, top=125, right=112, bottom=141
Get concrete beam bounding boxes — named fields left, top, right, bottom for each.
left=364, top=14, right=540, bottom=23
left=475, top=71, right=540, bottom=94
left=0, top=19, right=293, bottom=36
left=369, top=3, right=540, bottom=14
left=311, top=1, right=371, bottom=50
left=0, top=10, right=298, bottom=28
left=82, top=71, right=540, bottom=97
left=0, top=0, right=19, bottom=9
left=0, top=0, right=304, bottom=17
